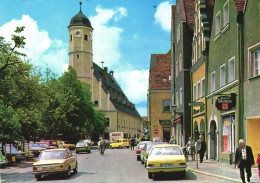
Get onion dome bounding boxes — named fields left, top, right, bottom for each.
left=68, top=2, right=93, bottom=28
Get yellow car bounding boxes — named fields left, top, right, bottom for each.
left=146, top=144, right=187, bottom=179
left=140, top=142, right=167, bottom=167
left=109, top=139, right=130, bottom=149
left=32, top=148, right=78, bottom=180
left=60, top=141, right=76, bottom=150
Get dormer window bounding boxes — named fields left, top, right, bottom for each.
left=84, top=34, right=88, bottom=41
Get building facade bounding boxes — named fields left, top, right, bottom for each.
left=148, top=51, right=172, bottom=142
left=68, top=3, right=142, bottom=139
left=171, top=0, right=194, bottom=146
left=241, top=0, right=260, bottom=167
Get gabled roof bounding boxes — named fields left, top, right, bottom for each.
left=234, top=0, right=247, bottom=13
left=93, top=63, right=141, bottom=119
left=149, top=50, right=171, bottom=90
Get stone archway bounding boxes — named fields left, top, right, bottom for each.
left=209, top=120, right=217, bottom=160
left=200, top=119, right=205, bottom=138
left=194, top=121, right=199, bottom=141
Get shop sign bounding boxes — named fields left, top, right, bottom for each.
left=159, top=120, right=171, bottom=125
left=154, top=129, right=159, bottom=134
left=215, top=93, right=236, bottom=111
left=172, top=117, right=182, bottom=126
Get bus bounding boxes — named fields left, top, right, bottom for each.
left=109, top=132, right=124, bottom=142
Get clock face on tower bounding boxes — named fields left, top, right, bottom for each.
left=74, top=29, right=82, bottom=37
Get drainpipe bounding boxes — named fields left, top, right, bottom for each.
left=237, top=12, right=244, bottom=141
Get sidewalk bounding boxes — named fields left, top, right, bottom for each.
left=187, top=159, right=259, bottom=183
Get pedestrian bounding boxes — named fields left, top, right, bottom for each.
left=196, top=135, right=206, bottom=163
left=234, top=139, right=255, bottom=183
left=99, top=137, right=106, bottom=155
left=257, top=151, right=260, bottom=179
left=169, top=136, right=177, bottom=144
left=131, top=137, right=135, bottom=150
left=186, top=136, right=195, bottom=161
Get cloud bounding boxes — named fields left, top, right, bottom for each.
left=114, top=66, right=149, bottom=104
left=90, top=6, right=127, bottom=68
left=154, top=1, right=171, bottom=32
left=0, top=15, right=68, bottom=75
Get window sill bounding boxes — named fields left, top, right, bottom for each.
left=222, top=23, right=230, bottom=34
left=249, top=74, right=260, bottom=81
left=214, top=33, right=221, bottom=41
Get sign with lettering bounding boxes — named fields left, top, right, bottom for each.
left=215, top=93, right=236, bottom=111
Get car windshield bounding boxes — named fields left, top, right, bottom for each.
left=77, top=142, right=86, bottom=146
left=138, top=144, right=145, bottom=148
left=31, top=144, right=41, bottom=147
left=39, top=150, right=66, bottom=160
left=150, top=146, right=183, bottom=156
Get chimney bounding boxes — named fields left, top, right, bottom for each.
left=104, top=67, right=108, bottom=80
left=109, top=70, right=114, bottom=76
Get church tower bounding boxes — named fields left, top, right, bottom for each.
left=68, top=2, right=93, bottom=85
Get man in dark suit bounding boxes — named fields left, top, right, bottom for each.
left=196, top=135, right=206, bottom=163
left=234, top=139, right=255, bottom=183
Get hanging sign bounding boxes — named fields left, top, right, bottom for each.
left=215, top=93, right=236, bottom=111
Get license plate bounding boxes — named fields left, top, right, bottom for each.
left=160, top=163, right=174, bottom=167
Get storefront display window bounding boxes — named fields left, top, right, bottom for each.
left=222, top=116, right=231, bottom=152
left=221, top=115, right=235, bottom=153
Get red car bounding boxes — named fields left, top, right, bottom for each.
left=136, top=141, right=151, bottom=161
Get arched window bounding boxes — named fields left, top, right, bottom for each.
left=77, top=54, right=80, bottom=59
left=84, top=34, right=88, bottom=41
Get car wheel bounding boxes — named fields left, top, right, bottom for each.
left=181, top=171, right=186, bottom=178
left=119, top=146, right=122, bottom=149
left=35, top=175, right=41, bottom=180
left=148, top=172, right=153, bottom=179
left=73, top=163, right=78, bottom=173
left=66, top=166, right=71, bottom=177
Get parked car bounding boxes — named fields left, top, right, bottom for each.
left=40, top=140, right=61, bottom=148
left=136, top=141, right=151, bottom=161
left=0, top=151, right=8, bottom=167
left=32, top=148, right=78, bottom=180
left=60, top=141, right=76, bottom=150
left=25, top=144, right=47, bottom=157
left=36, top=142, right=56, bottom=149
left=140, top=142, right=168, bottom=167
left=109, top=139, right=130, bottom=149
left=146, top=144, right=187, bottom=179
left=3, top=144, right=25, bottom=162
left=75, top=142, right=91, bottom=154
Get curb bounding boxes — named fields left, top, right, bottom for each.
left=187, top=167, right=241, bottom=183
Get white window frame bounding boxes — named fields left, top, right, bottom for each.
left=197, top=81, right=201, bottom=99
left=223, top=1, right=229, bottom=27
left=180, top=88, right=183, bottom=105
left=193, top=84, right=197, bottom=101
left=215, top=11, right=221, bottom=36
left=248, top=42, right=260, bottom=78
left=176, top=92, right=179, bottom=106
left=179, top=54, right=182, bottom=72
left=201, top=77, right=205, bottom=97
left=220, top=64, right=226, bottom=87
left=176, top=59, right=179, bottom=77
left=252, top=49, right=260, bottom=77
left=211, top=71, right=216, bottom=92
left=228, top=57, right=235, bottom=82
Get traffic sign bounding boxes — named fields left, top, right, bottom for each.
left=154, top=129, right=159, bottom=134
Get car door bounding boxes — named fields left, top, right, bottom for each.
left=67, top=149, right=76, bottom=169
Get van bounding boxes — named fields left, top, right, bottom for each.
left=109, top=139, right=129, bottom=149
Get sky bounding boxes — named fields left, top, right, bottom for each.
left=0, top=0, right=176, bottom=116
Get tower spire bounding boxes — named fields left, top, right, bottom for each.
left=80, top=1, right=82, bottom=12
